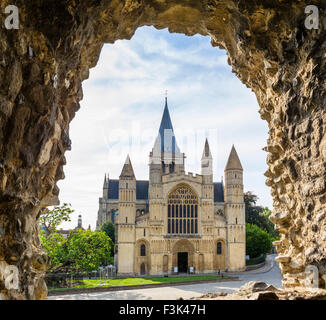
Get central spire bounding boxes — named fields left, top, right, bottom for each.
left=157, top=97, right=180, bottom=153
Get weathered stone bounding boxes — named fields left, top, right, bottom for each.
left=247, top=291, right=279, bottom=300
left=275, top=256, right=291, bottom=263
left=237, top=281, right=278, bottom=295
left=0, top=0, right=325, bottom=299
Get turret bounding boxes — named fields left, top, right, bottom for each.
left=201, top=138, right=213, bottom=184
left=103, top=173, right=109, bottom=198
left=117, top=155, right=137, bottom=274
left=201, top=139, right=214, bottom=221
left=224, top=145, right=246, bottom=271
left=224, top=145, right=243, bottom=203
left=118, top=155, right=136, bottom=224
left=149, top=97, right=185, bottom=179
left=77, top=215, right=82, bottom=229
left=149, top=97, right=185, bottom=211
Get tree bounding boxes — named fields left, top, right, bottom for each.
left=100, top=221, right=115, bottom=257
left=65, top=229, right=113, bottom=272
left=246, top=223, right=273, bottom=258
left=100, top=221, right=115, bottom=243
left=244, top=191, right=279, bottom=239
left=40, top=203, right=74, bottom=234
left=40, top=232, right=67, bottom=271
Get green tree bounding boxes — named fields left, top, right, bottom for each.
left=246, top=223, right=273, bottom=258
left=66, top=229, right=113, bottom=272
left=40, top=232, right=67, bottom=271
left=100, top=221, right=115, bottom=256
left=100, top=221, right=115, bottom=243
left=40, top=203, right=74, bottom=234
left=244, top=191, right=279, bottom=239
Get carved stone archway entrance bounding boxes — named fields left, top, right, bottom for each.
left=0, top=1, right=326, bottom=299
left=172, top=239, right=195, bottom=273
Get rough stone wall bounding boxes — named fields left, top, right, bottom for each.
left=0, top=0, right=325, bottom=299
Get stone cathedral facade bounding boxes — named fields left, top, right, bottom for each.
left=96, top=99, right=246, bottom=275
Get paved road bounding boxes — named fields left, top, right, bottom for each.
left=47, top=254, right=282, bottom=300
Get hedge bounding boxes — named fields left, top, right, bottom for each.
left=246, top=254, right=266, bottom=266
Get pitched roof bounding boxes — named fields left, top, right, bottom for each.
left=157, top=98, right=180, bottom=153
left=225, top=145, right=243, bottom=171
left=119, top=154, right=135, bottom=178
left=214, top=182, right=224, bottom=202
left=107, top=180, right=148, bottom=200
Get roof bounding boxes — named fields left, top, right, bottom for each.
left=214, top=182, right=224, bottom=202
left=107, top=179, right=224, bottom=202
left=225, top=145, right=243, bottom=170
left=107, top=180, right=148, bottom=200
left=119, top=154, right=135, bottom=178
left=157, top=98, right=180, bottom=153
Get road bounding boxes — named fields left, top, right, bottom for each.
left=47, top=254, right=282, bottom=300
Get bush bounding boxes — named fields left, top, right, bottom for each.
left=40, top=232, right=67, bottom=270
left=246, top=254, right=266, bottom=266
left=246, top=223, right=273, bottom=259
left=41, top=229, right=113, bottom=273
left=66, top=229, right=113, bottom=272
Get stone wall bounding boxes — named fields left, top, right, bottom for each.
left=0, top=0, right=325, bottom=299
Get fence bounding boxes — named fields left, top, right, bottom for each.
left=46, top=266, right=117, bottom=289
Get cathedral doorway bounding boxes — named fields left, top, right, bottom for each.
left=140, top=263, right=146, bottom=275
left=172, top=239, right=194, bottom=273
left=178, top=252, right=188, bottom=273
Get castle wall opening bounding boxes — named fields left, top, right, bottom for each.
left=0, top=1, right=325, bottom=299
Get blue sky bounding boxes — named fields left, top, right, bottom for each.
left=57, top=26, right=272, bottom=230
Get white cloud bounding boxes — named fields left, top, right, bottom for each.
left=57, top=26, right=271, bottom=230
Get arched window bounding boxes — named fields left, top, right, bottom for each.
left=140, top=244, right=146, bottom=256
left=167, top=185, right=198, bottom=234
left=217, top=242, right=222, bottom=255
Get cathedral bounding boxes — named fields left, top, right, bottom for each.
left=96, top=98, right=246, bottom=275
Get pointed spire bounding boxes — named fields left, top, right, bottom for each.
left=125, top=154, right=131, bottom=164
left=159, top=98, right=174, bottom=135
left=103, top=173, right=109, bottom=188
left=120, top=154, right=135, bottom=178
left=202, top=138, right=212, bottom=159
left=156, top=98, right=180, bottom=153
left=225, top=145, right=243, bottom=171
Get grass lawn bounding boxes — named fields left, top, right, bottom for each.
left=49, top=275, right=226, bottom=291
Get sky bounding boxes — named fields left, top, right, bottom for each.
left=56, top=26, right=272, bottom=230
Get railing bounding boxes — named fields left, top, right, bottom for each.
left=46, top=267, right=117, bottom=289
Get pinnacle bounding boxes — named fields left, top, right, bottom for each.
left=120, top=154, right=135, bottom=178
left=202, top=138, right=212, bottom=159
left=225, top=145, right=243, bottom=170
